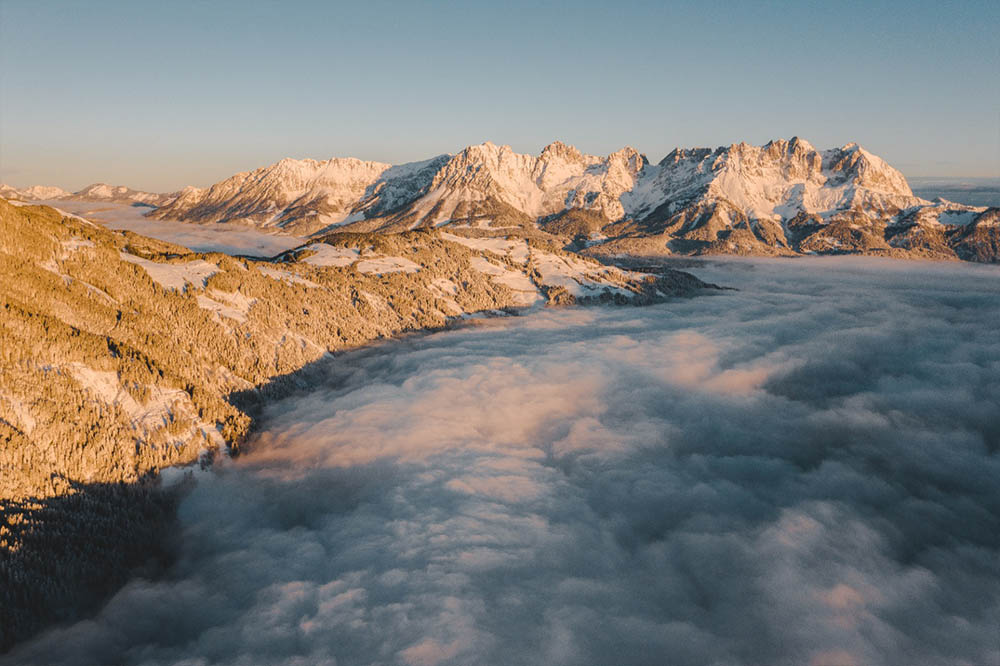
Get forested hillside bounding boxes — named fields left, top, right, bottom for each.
left=0, top=198, right=710, bottom=649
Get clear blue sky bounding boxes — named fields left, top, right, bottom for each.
left=1, top=0, right=998, bottom=192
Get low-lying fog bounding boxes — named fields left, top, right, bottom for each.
left=35, top=200, right=303, bottom=256
left=8, top=258, right=1000, bottom=666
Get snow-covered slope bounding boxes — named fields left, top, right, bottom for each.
left=624, top=138, right=924, bottom=224
left=0, top=194, right=709, bottom=499
left=396, top=141, right=647, bottom=227
left=150, top=142, right=650, bottom=234
left=148, top=156, right=452, bottom=235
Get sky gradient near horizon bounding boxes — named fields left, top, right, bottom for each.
left=1, top=0, right=998, bottom=192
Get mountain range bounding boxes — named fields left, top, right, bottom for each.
left=8, top=138, right=994, bottom=262
left=5, top=139, right=997, bottom=262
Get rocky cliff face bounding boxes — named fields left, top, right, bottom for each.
left=627, top=138, right=922, bottom=226
left=407, top=141, right=647, bottom=225
left=596, top=137, right=995, bottom=258
left=604, top=139, right=995, bottom=261
left=145, top=138, right=931, bottom=231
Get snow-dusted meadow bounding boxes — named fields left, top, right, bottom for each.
left=8, top=258, right=1000, bottom=666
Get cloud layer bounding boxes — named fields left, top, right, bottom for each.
left=7, top=257, right=1000, bottom=666
left=37, top=200, right=302, bottom=256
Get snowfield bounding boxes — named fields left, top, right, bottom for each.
left=355, top=256, right=421, bottom=275
left=298, top=243, right=361, bottom=267
left=120, top=252, right=218, bottom=291
left=257, top=265, right=320, bottom=287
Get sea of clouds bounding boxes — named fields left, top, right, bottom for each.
left=35, top=200, right=302, bottom=256
left=6, top=257, right=1000, bottom=666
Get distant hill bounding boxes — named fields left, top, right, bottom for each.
left=0, top=182, right=177, bottom=206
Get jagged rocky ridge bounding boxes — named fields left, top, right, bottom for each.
left=135, top=138, right=999, bottom=261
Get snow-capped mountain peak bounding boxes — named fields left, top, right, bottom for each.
left=149, top=155, right=397, bottom=233
left=409, top=141, right=649, bottom=225
left=623, top=137, right=922, bottom=227
left=144, top=138, right=965, bottom=240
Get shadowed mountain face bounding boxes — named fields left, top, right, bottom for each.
left=0, top=479, right=181, bottom=652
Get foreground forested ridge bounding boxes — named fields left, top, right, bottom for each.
left=0, top=198, right=711, bottom=650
